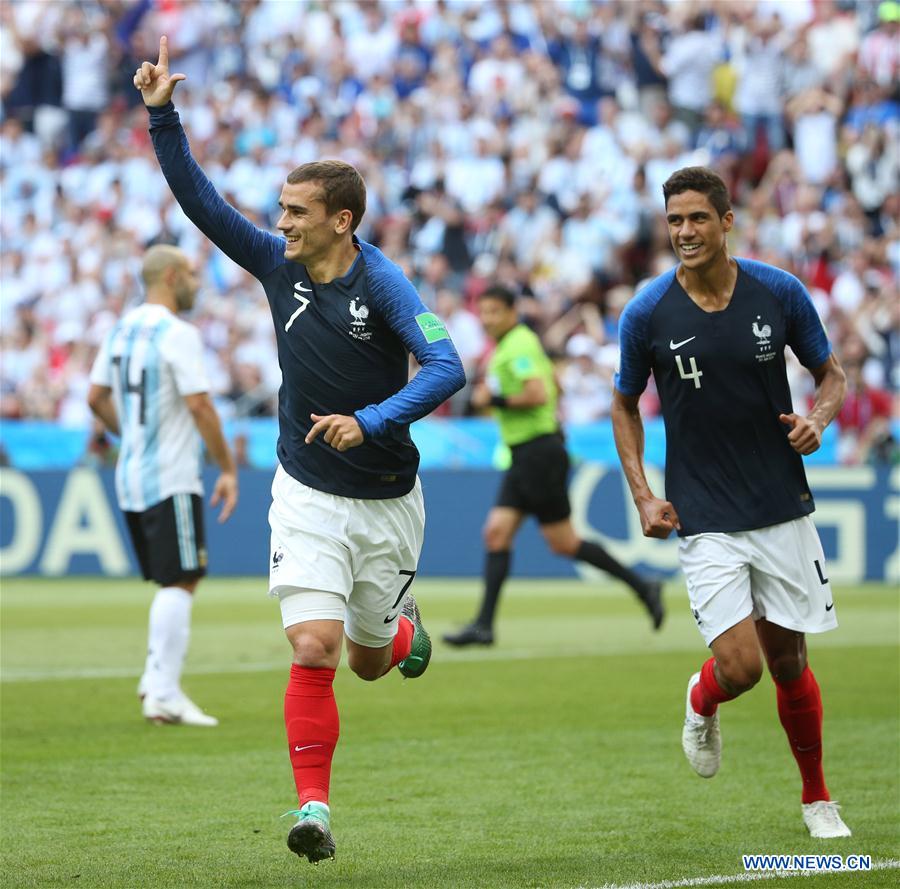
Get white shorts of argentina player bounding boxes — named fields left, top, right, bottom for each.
left=268, top=464, right=425, bottom=647
left=679, top=515, right=837, bottom=647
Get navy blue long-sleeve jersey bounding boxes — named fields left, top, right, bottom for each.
left=615, top=258, right=832, bottom=536
left=148, top=103, right=465, bottom=499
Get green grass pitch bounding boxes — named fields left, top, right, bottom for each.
left=1, top=577, right=898, bottom=889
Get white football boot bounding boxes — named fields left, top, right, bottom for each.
left=142, top=693, right=218, bottom=727
left=681, top=672, right=721, bottom=778
left=802, top=801, right=852, bottom=838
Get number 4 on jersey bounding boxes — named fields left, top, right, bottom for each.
left=676, top=354, right=703, bottom=389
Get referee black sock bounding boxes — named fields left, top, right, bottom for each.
left=474, top=550, right=511, bottom=629
left=574, top=541, right=649, bottom=598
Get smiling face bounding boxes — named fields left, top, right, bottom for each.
left=276, top=181, right=351, bottom=265
left=665, top=190, right=733, bottom=271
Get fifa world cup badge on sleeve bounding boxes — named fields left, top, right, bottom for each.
left=415, top=312, right=450, bottom=343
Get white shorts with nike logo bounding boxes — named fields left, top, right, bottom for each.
left=268, top=464, right=425, bottom=648
left=679, top=515, right=837, bottom=647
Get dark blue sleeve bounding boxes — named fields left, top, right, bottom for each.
left=354, top=245, right=466, bottom=438
left=614, top=299, right=652, bottom=396
left=147, top=103, right=285, bottom=280
left=739, top=260, right=832, bottom=370
left=614, top=275, right=672, bottom=396
left=784, top=276, right=832, bottom=370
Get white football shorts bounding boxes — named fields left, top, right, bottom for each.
left=268, top=464, right=425, bottom=648
left=679, top=515, right=837, bottom=646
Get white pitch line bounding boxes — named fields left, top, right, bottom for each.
left=582, top=858, right=900, bottom=889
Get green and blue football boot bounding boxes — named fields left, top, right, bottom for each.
left=397, top=594, right=431, bottom=679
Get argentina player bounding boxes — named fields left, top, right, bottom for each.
left=88, top=245, right=239, bottom=728
left=135, top=37, right=465, bottom=864
left=611, top=167, right=850, bottom=839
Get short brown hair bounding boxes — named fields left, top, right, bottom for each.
left=286, top=160, right=367, bottom=232
left=662, top=166, right=732, bottom=217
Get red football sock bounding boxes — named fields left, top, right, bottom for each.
left=388, top=615, right=414, bottom=670
left=690, top=657, right=737, bottom=717
left=284, top=664, right=339, bottom=807
left=774, top=666, right=829, bottom=804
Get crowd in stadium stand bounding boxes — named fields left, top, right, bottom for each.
left=1, top=0, right=897, bottom=466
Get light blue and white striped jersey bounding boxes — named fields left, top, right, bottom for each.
left=90, top=303, right=208, bottom=512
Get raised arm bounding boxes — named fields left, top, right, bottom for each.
left=134, top=37, right=284, bottom=280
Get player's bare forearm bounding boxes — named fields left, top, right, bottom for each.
left=611, top=391, right=652, bottom=502
left=186, top=395, right=236, bottom=474
left=779, top=354, right=847, bottom=455
left=611, top=390, right=681, bottom=538
left=86, top=385, right=120, bottom=436
left=473, top=378, right=546, bottom=410
left=506, top=377, right=547, bottom=408
left=187, top=394, right=238, bottom=521
left=807, top=353, right=847, bottom=435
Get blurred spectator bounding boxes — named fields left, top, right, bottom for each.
left=732, top=15, right=785, bottom=155
left=835, top=335, right=895, bottom=465
left=559, top=334, right=616, bottom=424
left=858, top=1, right=900, bottom=87
left=659, top=13, right=723, bottom=134
left=785, top=87, right=843, bottom=186
left=435, top=288, right=486, bottom=414
left=60, top=6, right=110, bottom=152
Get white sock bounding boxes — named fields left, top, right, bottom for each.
left=141, top=586, right=193, bottom=700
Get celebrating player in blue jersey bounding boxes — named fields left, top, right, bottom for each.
left=89, top=245, right=239, bottom=727
left=134, top=37, right=465, bottom=864
left=611, top=167, right=850, bottom=839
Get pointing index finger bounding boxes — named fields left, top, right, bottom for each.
left=158, top=35, right=169, bottom=69
left=305, top=414, right=329, bottom=444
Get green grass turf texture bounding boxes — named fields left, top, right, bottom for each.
left=1, top=577, right=897, bottom=889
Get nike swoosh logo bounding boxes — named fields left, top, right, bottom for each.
left=294, top=283, right=313, bottom=292
left=293, top=744, right=323, bottom=752
left=669, top=336, right=696, bottom=350
left=825, top=602, right=834, bottom=612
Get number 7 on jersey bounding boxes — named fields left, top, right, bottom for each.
left=285, top=283, right=311, bottom=332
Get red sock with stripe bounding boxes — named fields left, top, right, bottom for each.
left=388, top=615, right=414, bottom=670
left=774, top=666, right=829, bottom=804
left=690, top=657, right=737, bottom=717
left=284, top=664, right=339, bottom=807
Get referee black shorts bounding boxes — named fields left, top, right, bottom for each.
left=496, top=432, right=571, bottom=525
left=125, top=493, right=208, bottom=587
